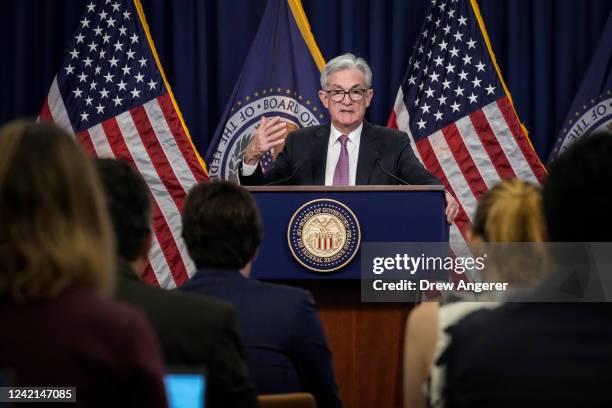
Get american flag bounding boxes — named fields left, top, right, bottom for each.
left=388, top=0, right=547, bottom=282
left=39, top=0, right=208, bottom=289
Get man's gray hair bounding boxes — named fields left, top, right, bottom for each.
left=320, top=53, right=373, bottom=89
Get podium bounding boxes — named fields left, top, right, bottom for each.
left=247, top=185, right=448, bottom=408
left=248, top=185, right=448, bottom=279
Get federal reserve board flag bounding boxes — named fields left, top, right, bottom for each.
left=549, top=10, right=612, bottom=162
left=388, top=0, right=547, bottom=282
left=205, top=0, right=328, bottom=181
left=39, top=0, right=208, bottom=289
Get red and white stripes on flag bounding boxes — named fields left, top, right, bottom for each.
left=40, top=0, right=208, bottom=288
left=387, top=0, right=546, bottom=283
left=42, top=88, right=206, bottom=288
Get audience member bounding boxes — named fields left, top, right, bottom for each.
left=0, top=121, right=167, bottom=407
left=440, top=131, right=612, bottom=407
left=179, top=181, right=344, bottom=408
left=95, top=158, right=258, bottom=408
left=404, top=179, right=545, bottom=408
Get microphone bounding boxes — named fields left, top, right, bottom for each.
left=263, top=160, right=303, bottom=186
left=373, top=153, right=411, bottom=185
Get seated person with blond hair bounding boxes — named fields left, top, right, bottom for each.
left=441, top=132, right=612, bottom=407
left=403, top=178, right=546, bottom=408
left=0, top=121, right=167, bottom=407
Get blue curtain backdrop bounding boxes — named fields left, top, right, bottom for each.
left=1, top=0, right=610, bottom=161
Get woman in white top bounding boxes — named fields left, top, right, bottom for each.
left=403, top=179, right=546, bottom=408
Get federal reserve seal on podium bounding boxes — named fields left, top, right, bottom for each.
left=287, top=199, right=361, bottom=273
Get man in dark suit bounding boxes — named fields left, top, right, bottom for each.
left=179, top=181, right=344, bottom=408
left=95, top=159, right=257, bottom=408
left=240, top=53, right=458, bottom=223
left=439, top=132, right=612, bottom=407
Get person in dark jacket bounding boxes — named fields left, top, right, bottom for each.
left=240, top=53, right=458, bottom=223
left=440, top=132, right=612, bottom=407
left=95, top=158, right=257, bottom=408
left=179, top=180, right=344, bottom=408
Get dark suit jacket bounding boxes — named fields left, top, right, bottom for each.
left=114, top=263, right=257, bottom=408
left=440, top=302, right=612, bottom=407
left=178, top=268, right=344, bottom=408
left=240, top=121, right=440, bottom=186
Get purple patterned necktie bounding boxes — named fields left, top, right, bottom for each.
left=333, top=134, right=349, bottom=185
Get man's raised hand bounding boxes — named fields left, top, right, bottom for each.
left=244, top=116, right=287, bottom=165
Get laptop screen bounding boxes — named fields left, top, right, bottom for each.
left=164, top=370, right=206, bottom=408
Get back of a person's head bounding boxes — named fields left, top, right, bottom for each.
left=471, top=179, right=545, bottom=286
left=543, top=131, right=612, bottom=241
left=0, top=120, right=114, bottom=303
left=472, top=178, right=544, bottom=242
left=182, top=181, right=263, bottom=270
left=95, top=158, right=151, bottom=263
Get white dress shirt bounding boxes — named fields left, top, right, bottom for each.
left=241, top=123, right=363, bottom=186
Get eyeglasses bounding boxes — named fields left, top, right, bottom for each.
left=325, top=88, right=369, bottom=102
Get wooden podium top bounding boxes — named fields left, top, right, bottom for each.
left=245, top=185, right=445, bottom=192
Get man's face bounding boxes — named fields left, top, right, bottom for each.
left=318, top=68, right=373, bottom=133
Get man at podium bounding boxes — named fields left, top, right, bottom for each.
left=239, top=53, right=458, bottom=223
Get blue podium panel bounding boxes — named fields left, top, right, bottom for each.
left=248, top=186, right=449, bottom=279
